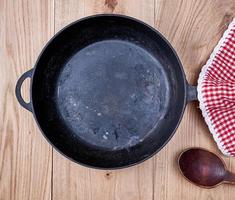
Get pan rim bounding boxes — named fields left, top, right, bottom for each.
left=29, top=14, right=188, bottom=169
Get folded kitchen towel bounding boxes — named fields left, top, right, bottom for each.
left=198, top=18, right=235, bottom=156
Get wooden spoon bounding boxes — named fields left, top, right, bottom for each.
left=178, top=147, right=235, bottom=188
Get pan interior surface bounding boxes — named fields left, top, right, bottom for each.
left=56, top=39, right=170, bottom=150
left=32, top=15, right=186, bottom=168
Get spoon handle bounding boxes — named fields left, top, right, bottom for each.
left=224, top=171, right=235, bottom=184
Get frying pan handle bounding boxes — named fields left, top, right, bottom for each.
left=15, top=69, right=33, bottom=112
left=187, top=84, right=198, bottom=102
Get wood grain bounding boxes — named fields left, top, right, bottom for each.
left=53, top=1, right=155, bottom=200
left=0, top=0, right=54, bottom=199
left=1, top=0, right=235, bottom=199
left=154, top=0, right=235, bottom=200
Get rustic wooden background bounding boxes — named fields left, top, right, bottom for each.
left=1, top=0, right=235, bottom=199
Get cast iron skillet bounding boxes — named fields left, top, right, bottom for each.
left=15, top=14, right=197, bottom=169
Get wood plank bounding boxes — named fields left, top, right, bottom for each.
left=53, top=1, right=154, bottom=200
left=0, top=0, right=54, bottom=199
left=154, top=0, right=235, bottom=199
left=2, top=1, right=235, bottom=200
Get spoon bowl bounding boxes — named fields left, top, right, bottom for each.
left=178, top=148, right=235, bottom=188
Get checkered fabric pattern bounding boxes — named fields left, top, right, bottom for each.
left=198, top=18, right=235, bottom=156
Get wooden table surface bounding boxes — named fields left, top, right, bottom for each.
left=1, top=0, right=235, bottom=199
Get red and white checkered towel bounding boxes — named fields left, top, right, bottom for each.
left=198, top=18, right=235, bottom=156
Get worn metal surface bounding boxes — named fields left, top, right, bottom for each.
left=17, top=15, right=190, bottom=168
left=57, top=40, right=170, bottom=149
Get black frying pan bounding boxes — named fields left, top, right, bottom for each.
left=15, top=15, right=197, bottom=169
